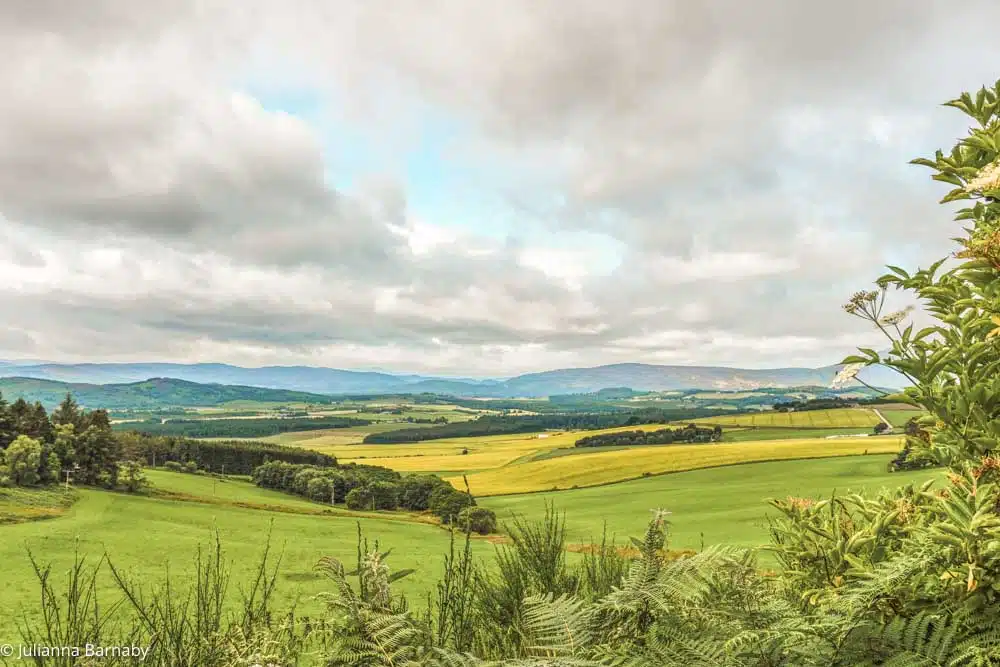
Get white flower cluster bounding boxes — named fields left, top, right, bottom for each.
left=965, top=159, right=1000, bottom=194
left=878, top=305, right=915, bottom=326
left=831, top=362, right=865, bottom=389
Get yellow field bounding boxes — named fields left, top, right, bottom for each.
left=686, top=408, right=880, bottom=429
left=282, top=424, right=677, bottom=471
left=451, top=435, right=903, bottom=496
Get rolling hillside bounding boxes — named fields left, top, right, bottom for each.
left=0, top=376, right=338, bottom=410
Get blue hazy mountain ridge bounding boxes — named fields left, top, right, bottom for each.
left=0, top=361, right=908, bottom=399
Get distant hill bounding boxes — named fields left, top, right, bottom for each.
left=0, top=360, right=908, bottom=400
left=0, top=377, right=338, bottom=410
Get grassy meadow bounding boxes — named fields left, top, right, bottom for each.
left=0, top=471, right=497, bottom=639
left=480, top=454, right=940, bottom=549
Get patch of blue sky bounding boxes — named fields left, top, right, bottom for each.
left=244, top=82, right=623, bottom=274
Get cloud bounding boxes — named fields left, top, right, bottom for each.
left=0, top=0, right=997, bottom=375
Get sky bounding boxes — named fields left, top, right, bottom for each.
left=0, top=0, right=998, bottom=377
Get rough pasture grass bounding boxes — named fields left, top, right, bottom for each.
left=481, top=454, right=940, bottom=551
left=0, top=485, right=78, bottom=524
left=0, top=475, right=494, bottom=639
left=453, top=435, right=904, bottom=496
left=687, top=407, right=881, bottom=428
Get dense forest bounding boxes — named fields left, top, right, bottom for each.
left=117, top=430, right=335, bottom=475
left=113, top=414, right=372, bottom=438
left=361, top=407, right=734, bottom=443
left=574, top=424, right=723, bottom=448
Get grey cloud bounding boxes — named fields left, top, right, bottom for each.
left=0, top=0, right=994, bottom=371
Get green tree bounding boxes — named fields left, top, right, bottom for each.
left=75, top=424, right=121, bottom=487
left=306, top=476, right=334, bottom=503
left=52, top=423, right=77, bottom=469
left=5, top=435, right=42, bottom=486
left=52, top=393, right=84, bottom=430
left=0, top=391, right=13, bottom=448
left=119, top=460, right=148, bottom=493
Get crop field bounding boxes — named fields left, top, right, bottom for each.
left=687, top=407, right=881, bottom=429
left=287, top=424, right=685, bottom=470
left=452, top=435, right=903, bottom=496
left=720, top=426, right=871, bottom=441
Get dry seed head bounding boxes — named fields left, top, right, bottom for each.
left=785, top=496, right=816, bottom=511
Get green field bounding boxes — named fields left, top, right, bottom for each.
left=481, top=455, right=940, bottom=550
left=720, top=426, right=874, bottom=441
left=879, top=408, right=927, bottom=427
left=0, top=474, right=496, bottom=639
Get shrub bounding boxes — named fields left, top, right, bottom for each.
left=428, top=485, right=475, bottom=524
left=458, top=506, right=497, bottom=535
left=182, top=460, right=198, bottom=473
left=162, top=461, right=183, bottom=472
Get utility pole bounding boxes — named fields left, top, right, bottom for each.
left=64, top=463, right=79, bottom=489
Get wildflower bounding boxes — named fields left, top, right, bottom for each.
left=878, top=305, right=914, bottom=326
left=831, top=363, right=864, bottom=388
left=964, top=159, right=1000, bottom=194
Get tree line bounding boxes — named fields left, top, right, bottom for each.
left=251, top=461, right=497, bottom=534
left=112, top=414, right=372, bottom=438
left=362, top=408, right=734, bottom=444
left=115, top=430, right=335, bottom=475
left=574, top=424, right=723, bottom=448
